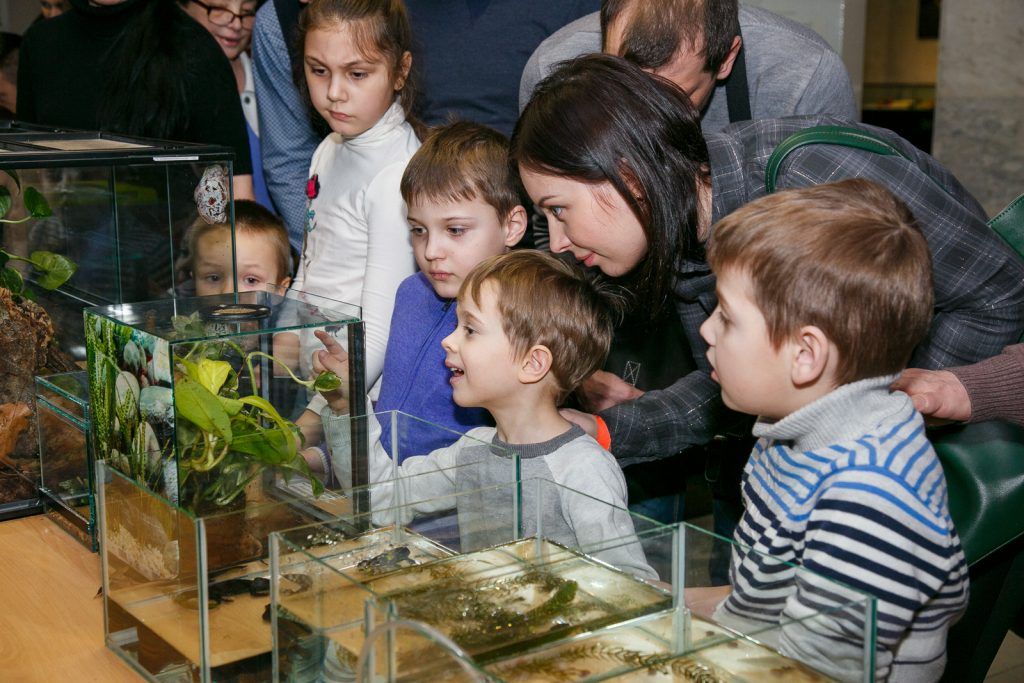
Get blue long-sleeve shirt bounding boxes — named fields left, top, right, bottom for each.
left=375, top=273, right=491, bottom=461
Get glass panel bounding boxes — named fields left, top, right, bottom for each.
left=36, top=371, right=94, bottom=548
left=99, top=460, right=203, bottom=681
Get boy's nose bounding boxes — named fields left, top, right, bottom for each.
left=440, top=330, right=456, bottom=352
left=698, top=315, right=715, bottom=346
left=423, top=235, right=443, bottom=260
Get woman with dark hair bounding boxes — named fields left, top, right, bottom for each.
left=511, top=54, right=1024, bottom=463
left=17, top=0, right=253, bottom=198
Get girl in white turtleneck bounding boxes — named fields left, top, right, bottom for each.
left=292, top=0, right=421, bottom=392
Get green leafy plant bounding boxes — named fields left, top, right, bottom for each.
left=86, top=310, right=338, bottom=514
left=0, top=169, right=76, bottom=297
left=170, top=315, right=336, bottom=512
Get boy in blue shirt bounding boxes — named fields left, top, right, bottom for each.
left=697, top=179, right=968, bottom=681
left=377, top=121, right=527, bottom=459
left=304, top=121, right=527, bottom=477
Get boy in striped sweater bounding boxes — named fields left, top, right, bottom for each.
left=697, top=179, right=968, bottom=682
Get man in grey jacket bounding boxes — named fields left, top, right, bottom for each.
left=519, top=0, right=858, bottom=133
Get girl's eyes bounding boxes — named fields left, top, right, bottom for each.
left=716, top=309, right=730, bottom=327
left=549, top=206, right=565, bottom=219
left=243, top=276, right=262, bottom=286
left=351, top=71, right=367, bottom=80
left=447, top=226, right=466, bottom=237
left=308, top=66, right=327, bottom=77
left=203, top=273, right=222, bottom=283
left=463, top=325, right=475, bottom=336
left=409, top=225, right=426, bottom=236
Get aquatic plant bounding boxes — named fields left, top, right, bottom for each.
left=0, top=169, right=75, bottom=297
left=491, top=642, right=730, bottom=682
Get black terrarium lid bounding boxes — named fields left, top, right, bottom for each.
left=0, top=121, right=233, bottom=168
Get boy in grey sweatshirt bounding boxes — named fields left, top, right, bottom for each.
left=324, top=250, right=655, bottom=580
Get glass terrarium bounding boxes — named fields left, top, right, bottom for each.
left=0, top=122, right=236, bottom=519
left=84, top=289, right=364, bottom=515
left=269, top=480, right=877, bottom=683
left=97, top=415, right=517, bottom=682
left=35, top=371, right=94, bottom=549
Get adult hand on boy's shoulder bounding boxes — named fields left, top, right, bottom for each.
left=577, top=370, right=644, bottom=412
left=891, top=368, right=972, bottom=424
left=560, top=408, right=598, bottom=439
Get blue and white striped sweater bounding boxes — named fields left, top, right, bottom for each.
left=716, top=376, right=968, bottom=682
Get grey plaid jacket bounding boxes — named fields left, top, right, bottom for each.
left=602, top=115, right=1024, bottom=461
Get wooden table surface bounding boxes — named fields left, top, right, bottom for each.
left=0, top=514, right=138, bottom=682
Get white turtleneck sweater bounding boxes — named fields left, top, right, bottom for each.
left=292, top=101, right=420, bottom=388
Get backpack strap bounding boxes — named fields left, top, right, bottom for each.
left=274, top=0, right=304, bottom=77
left=766, top=124, right=1024, bottom=259
left=989, top=192, right=1024, bottom=256
left=764, top=125, right=908, bottom=194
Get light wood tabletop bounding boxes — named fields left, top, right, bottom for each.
left=0, top=514, right=138, bottom=682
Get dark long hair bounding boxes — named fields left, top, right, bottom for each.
left=97, top=0, right=192, bottom=139
left=510, top=54, right=710, bottom=311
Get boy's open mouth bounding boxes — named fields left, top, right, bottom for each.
left=445, top=361, right=465, bottom=378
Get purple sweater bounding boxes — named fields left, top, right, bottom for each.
left=375, top=272, right=491, bottom=461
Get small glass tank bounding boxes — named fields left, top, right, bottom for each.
left=0, top=122, right=237, bottom=518
left=84, top=289, right=365, bottom=515
left=97, top=414, right=514, bottom=682
left=269, top=480, right=878, bottom=683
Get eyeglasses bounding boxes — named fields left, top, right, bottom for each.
left=189, top=0, right=256, bottom=28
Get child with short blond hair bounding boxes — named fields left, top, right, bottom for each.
left=176, top=199, right=292, bottom=297
left=699, top=179, right=968, bottom=682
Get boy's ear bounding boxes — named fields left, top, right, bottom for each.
left=517, top=344, right=553, bottom=386
left=502, top=205, right=529, bottom=248
left=279, top=276, right=293, bottom=290
left=395, top=51, right=412, bottom=91
left=790, top=325, right=832, bottom=387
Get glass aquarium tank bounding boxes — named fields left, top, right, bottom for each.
left=0, top=122, right=237, bottom=519
left=35, top=371, right=94, bottom=549
left=97, top=413, right=518, bottom=682
left=269, top=480, right=877, bottom=683
left=85, top=289, right=366, bottom=515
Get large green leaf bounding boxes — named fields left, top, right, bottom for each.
left=196, top=358, right=232, bottom=394
left=30, top=251, right=76, bottom=290
left=174, top=375, right=232, bottom=444
left=238, top=394, right=297, bottom=459
left=313, top=371, right=342, bottom=393
left=231, top=427, right=295, bottom=465
left=23, top=187, right=52, bottom=218
left=0, top=266, right=24, bottom=293
left=0, top=186, right=10, bottom=220
left=217, top=394, right=243, bottom=416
